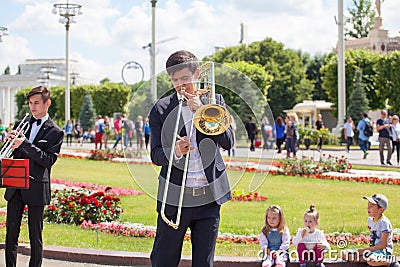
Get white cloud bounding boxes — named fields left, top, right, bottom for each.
left=0, top=35, right=32, bottom=74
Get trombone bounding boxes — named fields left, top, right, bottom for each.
left=160, top=62, right=231, bottom=229
left=0, top=113, right=30, bottom=159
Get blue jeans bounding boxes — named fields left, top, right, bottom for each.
left=113, top=133, right=121, bottom=149
left=359, top=139, right=369, bottom=153
left=123, top=133, right=130, bottom=148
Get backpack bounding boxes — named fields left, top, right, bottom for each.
left=364, top=120, right=373, bottom=137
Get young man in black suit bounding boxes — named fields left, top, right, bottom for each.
left=149, top=50, right=234, bottom=267
left=4, top=85, right=64, bottom=267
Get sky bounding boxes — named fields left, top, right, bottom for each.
left=0, top=0, right=398, bottom=84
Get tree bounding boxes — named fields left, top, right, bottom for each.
left=345, top=0, right=376, bottom=39
left=304, top=53, right=329, bottom=101
left=321, top=49, right=383, bottom=116
left=3, top=66, right=10, bottom=75
left=208, top=37, right=312, bottom=117
left=91, top=83, right=131, bottom=117
left=215, top=61, right=271, bottom=124
left=347, top=69, right=370, bottom=125
left=79, top=91, right=97, bottom=131
left=100, top=77, right=111, bottom=84
left=375, top=51, right=400, bottom=114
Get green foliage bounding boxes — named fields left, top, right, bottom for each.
left=347, top=69, right=370, bottom=125
left=297, top=125, right=318, bottom=143
left=305, top=53, right=329, bottom=101
left=208, top=37, right=312, bottom=117
left=71, top=85, right=97, bottom=120
left=15, top=83, right=131, bottom=126
left=215, top=61, right=271, bottom=124
left=276, top=154, right=352, bottom=175
left=297, top=125, right=336, bottom=145
left=346, top=0, right=375, bottom=39
left=100, top=77, right=111, bottom=84
left=321, top=49, right=384, bottom=116
left=3, top=65, right=10, bottom=75
left=44, top=188, right=123, bottom=225
left=156, top=73, right=174, bottom=99
left=92, top=84, right=131, bottom=117
left=15, top=87, right=58, bottom=121
left=375, top=51, right=400, bottom=114
left=79, top=91, right=97, bottom=131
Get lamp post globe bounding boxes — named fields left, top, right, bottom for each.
left=121, top=61, right=144, bottom=86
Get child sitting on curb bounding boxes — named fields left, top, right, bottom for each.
left=357, top=194, right=394, bottom=266
left=292, top=205, right=330, bottom=267
left=259, top=205, right=291, bottom=267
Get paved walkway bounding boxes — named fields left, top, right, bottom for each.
left=64, top=141, right=400, bottom=169
left=0, top=249, right=133, bottom=267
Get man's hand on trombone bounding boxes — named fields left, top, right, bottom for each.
left=175, top=135, right=191, bottom=157
left=182, top=91, right=203, bottom=113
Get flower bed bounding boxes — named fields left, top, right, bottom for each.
left=231, top=189, right=268, bottom=202
left=45, top=188, right=123, bottom=225
left=80, top=220, right=400, bottom=245
left=87, top=149, right=125, bottom=161
left=273, top=154, right=352, bottom=175
left=52, top=179, right=143, bottom=196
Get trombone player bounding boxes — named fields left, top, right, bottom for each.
left=149, top=50, right=234, bottom=267
left=3, top=86, right=64, bottom=267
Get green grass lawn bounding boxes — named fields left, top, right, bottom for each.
left=0, top=157, right=399, bottom=257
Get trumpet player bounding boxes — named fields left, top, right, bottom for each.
left=4, top=86, right=64, bottom=267
left=149, top=50, right=234, bottom=267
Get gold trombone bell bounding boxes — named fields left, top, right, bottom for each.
left=193, top=104, right=231, bottom=135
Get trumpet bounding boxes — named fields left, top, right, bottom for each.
left=0, top=113, right=30, bottom=159
left=160, top=62, right=231, bottom=229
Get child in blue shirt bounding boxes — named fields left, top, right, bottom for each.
left=259, top=205, right=290, bottom=267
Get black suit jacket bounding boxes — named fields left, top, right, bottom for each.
left=4, top=117, right=64, bottom=206
left=149, top=92, right=234, bottom=213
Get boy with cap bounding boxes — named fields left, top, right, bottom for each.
left=357, top=194, right=394, bottom=266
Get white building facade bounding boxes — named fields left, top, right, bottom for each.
left=0, top=58, right=88, bottom=126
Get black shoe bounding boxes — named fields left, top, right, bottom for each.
left=387, top=161, right=393, bottom=165
left=381, top=162, right=385, bottom=165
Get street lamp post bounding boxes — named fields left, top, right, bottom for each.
left=151, top=0, right=157, bottom=101
left=0, top=26, right=8, bottom=43
left=334, top=0, right=346, bottom=135
left=52, top=1, right=82, bottom=123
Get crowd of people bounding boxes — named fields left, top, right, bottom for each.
left=243, top=113, right=325, bottom=158
left=62, top=114, right=151, bottom=151
left=240, top=110, right=400, bottom=164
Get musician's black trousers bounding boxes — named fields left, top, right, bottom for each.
left=150, top=202, right=220, bottom=267
left=5, top=190, right=44, bottom=267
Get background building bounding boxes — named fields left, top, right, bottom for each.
left=342, top=12, right=400, bottom=53
left=0, top=58, right=91, bottom=125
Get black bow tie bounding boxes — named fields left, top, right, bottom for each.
left=29, top=117, right=42, bottom=126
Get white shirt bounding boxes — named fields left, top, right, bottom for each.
left=368, top=215, right=393, bottom=253
left=29, top=114, right=49, bottom=142
left=392, top=123, right=400, bottom=141
left=292, top=228, right=330, bottom=250
left=181, top=105, right=208, bottom=188
left=344, top=122, right=354, bottom=137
